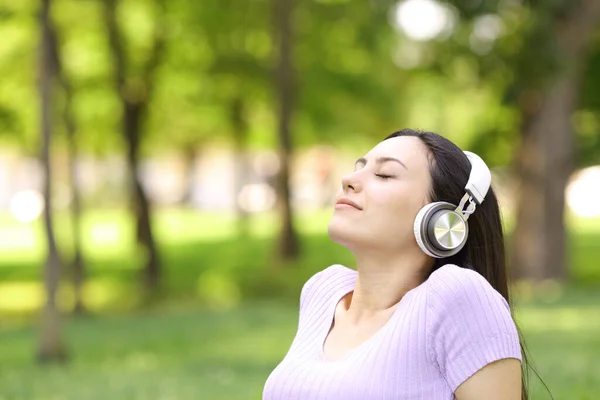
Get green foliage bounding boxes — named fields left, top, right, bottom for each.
left=1, top=0, right=599, bottom=165
left=0, top=0, right=38, bottom=153
left=577, top=43, right=600, bottom=168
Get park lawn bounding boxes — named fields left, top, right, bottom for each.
left=0, top=209, right=350, bottom=314
left=0, top=296, right=600, bottom=400
left=0, top=209, right=599, bottom=399
left=0, top=209, right=599, bottom=316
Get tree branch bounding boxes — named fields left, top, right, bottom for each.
left=103, top=0, right=127, bottom=96
left=141, top=0, right=166, bottom=107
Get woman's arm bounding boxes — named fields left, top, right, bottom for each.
left=455, top=358, right=522, bottom=400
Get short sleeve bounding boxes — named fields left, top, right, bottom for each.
left=299, top=264, right=352, bottom=316
left=299, top=270, right=323, bottom=315
left=426, top=264, right=522, bottom=392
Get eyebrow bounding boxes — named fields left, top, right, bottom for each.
left=354, top=156, right=408, bottom=170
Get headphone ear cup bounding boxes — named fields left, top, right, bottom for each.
left=414, top=202, right=450, bottom=258
left=414, top=202, right=468, bottom=258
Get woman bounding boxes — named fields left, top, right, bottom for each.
left=262, top=129, right=529, bottom=400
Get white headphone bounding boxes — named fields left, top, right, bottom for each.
left=413, top=151, right=491, bottom=258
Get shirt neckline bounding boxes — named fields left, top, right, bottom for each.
left=317, top=268, right=423, bottom=363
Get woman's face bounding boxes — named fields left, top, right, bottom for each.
left=327, top=136, right=433, bottom=253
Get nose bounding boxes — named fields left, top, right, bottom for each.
left=341, top=171, right=362, bottom=193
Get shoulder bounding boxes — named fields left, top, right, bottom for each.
left=428, top=263, right=495, bottom=289
left=304, top=264, right=355, bottom=289
left=300, top=264, right=355, bottom=312
left=425, top=264, right=522, bottom=391
left=426, top=264, right=510, bottom=312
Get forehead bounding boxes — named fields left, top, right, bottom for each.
left=364, top=136, right=430, bottom=172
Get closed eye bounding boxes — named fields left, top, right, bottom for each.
left=375, top=174, right=393, bottom=180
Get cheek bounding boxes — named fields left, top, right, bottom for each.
left=375, top=190, right=422, bottom=229
left=380, top=186, right=423, bottom=214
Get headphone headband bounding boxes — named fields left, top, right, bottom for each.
left=463, top=151, right=491, bottom=205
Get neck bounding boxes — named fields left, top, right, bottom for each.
left=347, top=247, right=432, bottom=320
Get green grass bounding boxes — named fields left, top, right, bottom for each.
left=0, top=209, right=599, bottom=399
left=0, top=303, right=294, bottom=400
left=0, top=297, right=599, bottom=399
left=0, top=209, right=599, bottom=316
left=0, top=209, right=360, bottom=314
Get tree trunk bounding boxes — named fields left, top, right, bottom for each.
left=103, top=0, right=164, bottom=293
left=37, top=0, right=67, bottom=363
left=68, top=142, right=86, bottom=314
left=274, top=0, right=300, bottom=260
left=64, top=78, right=86, bottom=314
left=47, top=8, right=86, bottom=314
left=124, top=102, right=160, bottom=290
left=231, top=97, right=250, bottom=237
left=511, top=1, right=600, bottom=281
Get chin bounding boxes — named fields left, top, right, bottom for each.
left=327, top=219, right=360, bottom=249
left=328, top=219, right=409, bottom=254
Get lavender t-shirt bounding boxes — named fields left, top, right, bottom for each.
left=263, top=264, right=522, bottom=400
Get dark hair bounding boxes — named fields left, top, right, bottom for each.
left=385, top=129, right=549, bottom=400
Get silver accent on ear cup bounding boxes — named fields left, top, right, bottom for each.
left=413, top=203, right=442, bottom=258
left=429, top=210, right=467, bottom=250
left=413, top=202, right=460, bottom=258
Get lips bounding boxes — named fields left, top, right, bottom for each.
left=335, top=197, right=362, bottom=210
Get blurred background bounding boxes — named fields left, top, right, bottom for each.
left=0, top=0, right=599, bottom=398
